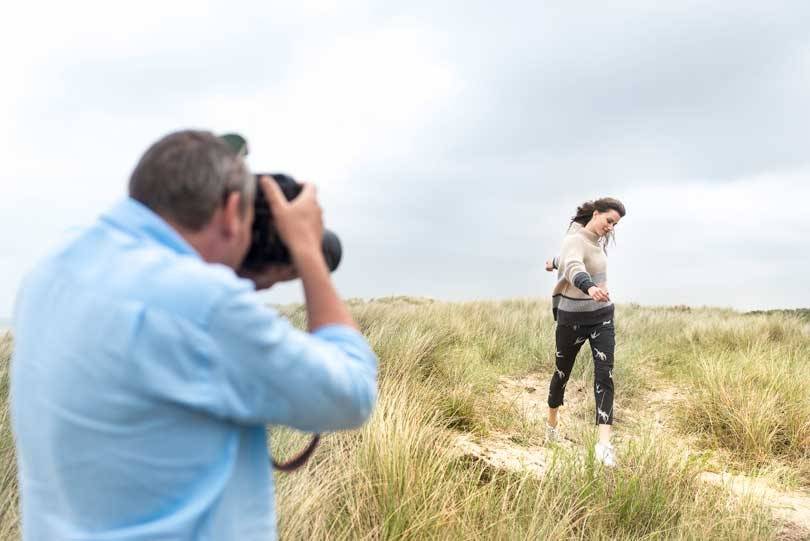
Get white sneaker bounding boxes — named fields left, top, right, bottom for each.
left=545, top=423, right=559, bottom=444
left=595, top=442, right=616, bottom=467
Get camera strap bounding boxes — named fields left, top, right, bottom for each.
left=271, top=434, right=321, bottom=472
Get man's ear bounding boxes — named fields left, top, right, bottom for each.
left=221, top=191, right=244, bottom=238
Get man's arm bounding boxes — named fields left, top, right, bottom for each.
left=291, top=246, right=356, bottom=332
left=205, top=293, right=376, bottom=432
left=197, top=177, right=374, bottom=432
left=261, top=178, right=357, bottom=332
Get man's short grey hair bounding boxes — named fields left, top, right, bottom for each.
left=129, top=130, right=255, bottom=231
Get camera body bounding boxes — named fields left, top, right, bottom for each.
left=241, top=173, right=342, bottom=272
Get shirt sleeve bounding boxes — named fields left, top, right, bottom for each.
left=202, top=291, right=378, bottom=431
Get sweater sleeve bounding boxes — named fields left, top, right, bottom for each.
left=560, top=235, right=596, bottom=295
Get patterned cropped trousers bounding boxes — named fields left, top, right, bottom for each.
left=547, top=318, right=615, bottom=425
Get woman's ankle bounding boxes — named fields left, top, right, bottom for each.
left=597, top=423, right=612, bottom=446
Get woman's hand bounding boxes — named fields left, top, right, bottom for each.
left=545, top=259, right=555, bottom=272
left=588, top=285, right=610, bottom=303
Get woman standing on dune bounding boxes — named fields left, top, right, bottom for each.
left=544, top=197, right=626, bottom=467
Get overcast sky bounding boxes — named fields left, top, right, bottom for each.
left=2, top=0, right=809, bottom=319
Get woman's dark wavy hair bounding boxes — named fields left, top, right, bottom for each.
left=570, top=197, right=626, bottom=252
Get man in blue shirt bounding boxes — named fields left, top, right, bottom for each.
left=11, top=130, right=378, bottom=540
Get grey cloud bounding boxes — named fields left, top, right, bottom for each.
left=25, top=36, right=291, bottom=119
left=322, top=1, right=810, bottom=302
left=385, top=2, right=810, bottom=181
left=3, top=1, right=810, bottom=316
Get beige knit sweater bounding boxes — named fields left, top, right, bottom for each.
left=551, top=223, right=614, bottom=325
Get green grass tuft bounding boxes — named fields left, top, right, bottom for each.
left=2, top=302, right=807, bottom=539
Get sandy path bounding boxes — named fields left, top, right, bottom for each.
left=700, top=472, right=810, bottom=534
left=453, top=373, right=810, bottom=537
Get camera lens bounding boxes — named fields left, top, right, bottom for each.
left=322, top=230, right=342, bottom=272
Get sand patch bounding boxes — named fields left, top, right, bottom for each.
left=700, top=471, right=810, bottom=534
left=453, top=432, right=550, bottom=479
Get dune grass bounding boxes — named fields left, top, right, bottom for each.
left=1, top=300, right=808, bottom=539
left=0, top=333, right=18, bottom=540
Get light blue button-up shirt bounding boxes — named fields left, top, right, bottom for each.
left=11, top=198, right=377, bottom=540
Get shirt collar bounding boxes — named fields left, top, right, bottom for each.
left=101, top=197, right=200, bottom=258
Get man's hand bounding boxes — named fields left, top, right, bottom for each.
left=588, top=285, right=610, bottom=303
left=545, top=259, right=555, bottom=272
left=238, top=264, right=297, bottom=291
left=260, top=176, right=323, bottom=258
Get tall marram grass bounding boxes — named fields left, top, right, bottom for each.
left=270, top=299, right=800, bottom=540
left=0, top=332, right=18, bottom=540
left=616, top=307, right=810, bottom=483
left=678, top=345, right=809, bottom=477
left=2, top=301, right=807, bottom=539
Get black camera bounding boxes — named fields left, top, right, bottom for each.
left=219, top=133, right=342, bottom=273
left=241, top=173, right=342, bottom=273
